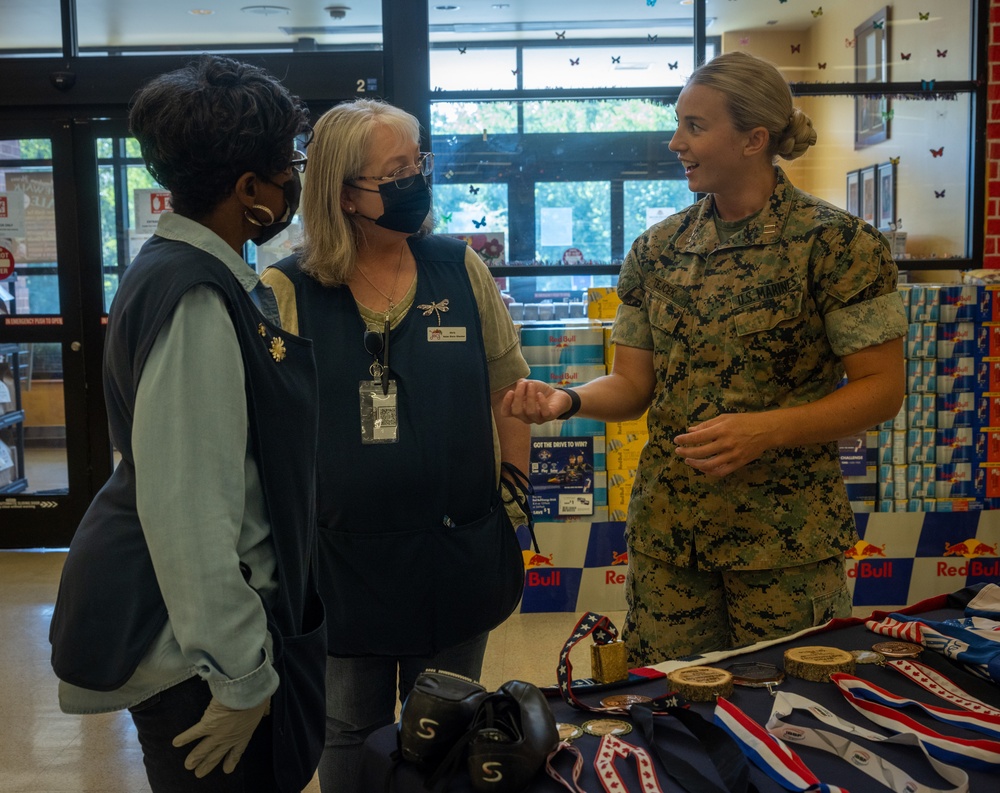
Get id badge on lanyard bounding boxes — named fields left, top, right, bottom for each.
left=360, top=318, right=399, bottom=443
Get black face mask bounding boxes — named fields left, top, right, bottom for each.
left=355, top=174, right=431, bottom=235
left=251, top=171, right=301, bottom=246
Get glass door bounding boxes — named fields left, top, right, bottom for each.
left=0, top=118, right=114, bottom=547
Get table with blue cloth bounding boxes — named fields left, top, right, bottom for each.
left=360, top=588, right=1000, bottom=792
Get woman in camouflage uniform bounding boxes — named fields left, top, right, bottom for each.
left=503, top=51, right=907, bottom=664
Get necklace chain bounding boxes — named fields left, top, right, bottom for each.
left=356, top=243, right=406, bottom=313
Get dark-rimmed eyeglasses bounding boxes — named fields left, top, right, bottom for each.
left=353, top=152, right=434, bottom=190
left=289, top=149, right=308, bottom=173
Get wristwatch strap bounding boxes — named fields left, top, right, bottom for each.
left=556, top=387, right=581, bottom=420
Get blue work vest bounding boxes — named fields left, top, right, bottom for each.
left=275, top=234, right=523, bottom=656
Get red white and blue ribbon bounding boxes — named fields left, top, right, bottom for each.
left=713, top=697, right=848, bottom=793
left=885, top=658, right=1000, bottom=717
left=830, top=672, right=1000, bottom=771
left=594, top=733, right=664, bottom=793
left=765, top=691, right=969, bottom=793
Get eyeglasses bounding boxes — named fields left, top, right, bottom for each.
left=353, top=152, right=434, bottom=190
left=289, top=149, right=308, bottom=173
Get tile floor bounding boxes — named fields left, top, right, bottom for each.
left=0, top=549, right=619, bottom=793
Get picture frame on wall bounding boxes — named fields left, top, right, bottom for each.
left=876, top=161, right=896, bottom=231
left=846, top=170, right=860, bottom=217
left=860, top=165, right=877, bottom=226
left=855, top=6, right=890, bottom=149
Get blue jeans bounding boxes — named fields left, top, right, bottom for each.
left=318, top=632, right=489, bottom=793
left=128, top=675, right=276, bottom=793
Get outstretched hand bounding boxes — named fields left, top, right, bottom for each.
left=501, top=379, right=573, bottom=425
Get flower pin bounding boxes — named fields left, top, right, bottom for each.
left=418, top=299, right=450, bottom=325
left=269, top=337, right=286, bottom=363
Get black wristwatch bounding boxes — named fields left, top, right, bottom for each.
left=555, top=387, right=581, bottom=420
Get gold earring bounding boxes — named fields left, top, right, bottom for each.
left=245, top=204, right=275, bottom=227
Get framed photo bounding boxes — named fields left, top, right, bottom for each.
left=876, top=161, right=896, bottom=230
left=855, top=6, right=890, bottom=149
left=846, top=170, right=860, bottom=217
left=860, top=165, right=877, bottom=226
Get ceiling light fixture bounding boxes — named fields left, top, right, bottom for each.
left=241, top=5, right=290, bottom=16
left=324, top=4, right=349, bottom=18
left=435, top=5, right=460, bottom=11
left=189, top=9, right=214, bottom=15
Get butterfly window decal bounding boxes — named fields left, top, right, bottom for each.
left=646, top=0, right=656, bottom=6
left=457, top=47, right=466, bottom=55
left=818, top=62, right=827, bottom=70
left=811, top=7, right=823, bottom=17
left=555, top=31, right=566, bottom=39
left=873, top=20, right=884, bottom=29
left=569, top=57, right=580, bottom=66
left=668, top=61, right=678, bottom=70
left=900, top=52, right=911, bottom=60
left=791, top=44, right=801, bottom=54
left=889, top=219, right=902, bottom=232
left=845, top=37, right=856, bottom=48
left=469, top=185, right=480, bottom=195
left=934, top=189, right=946, bottom=198
left=611, top=56, right=620, bottom=64
left=889, top=156, right=900, bottom=165
left=919, top=12, right=930, bottom=21
left=930, top=147, right=944, bottom=158
left=921, top=79, right=935, bottom=90
left=472, top=217, right=487, bottom=228
left=440, top=212, right=453, bottom=223
left=648, top=34, right=658, bottom=42
left=882, top=108, right=894, bottom=121
left=937, top=49, right=948, bottom=58
left=739, top=36, right=750, bottom=46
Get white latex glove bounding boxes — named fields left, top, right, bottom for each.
left=172, top=695, right=271, bottom=778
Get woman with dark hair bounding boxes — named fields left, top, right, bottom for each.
left=49, top=55, right=325, bottom=792
left=504, top=50, right=907, bottom=665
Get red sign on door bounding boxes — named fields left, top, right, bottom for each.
left=0, top=246, right=14, bottom=280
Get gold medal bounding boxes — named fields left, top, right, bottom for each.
left=582, top=718, right=633, bottom=737
left=600, top=693, right=652, bottom=708
left=556, top=722, right=584, bottom=742
left=872, top=641, right=922, bottom=659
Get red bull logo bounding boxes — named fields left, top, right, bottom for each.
left=522, top=551, right=554, bottom=568
left=611, top=551, right=628, bottom=565
left=844, top=540, right=886, bottom=559
left=942, top=538, right=997, bottom=558
left=845, top=541, right=891, bottom=579
left=938, top=538, right=999, bottom=577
